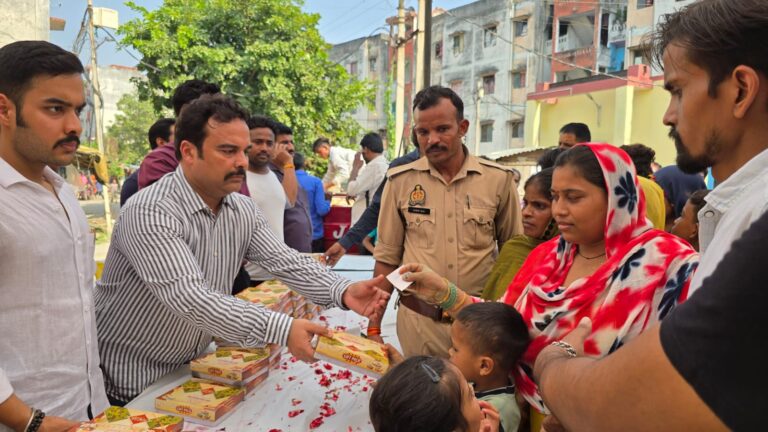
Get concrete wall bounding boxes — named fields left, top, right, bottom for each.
left=329, top=34, right=389, bottom=145
left=0, top=0, right=49, bottom=47
left=524, top=74, right=678, bottom=165
left=97, top=65, right=144, bottom=128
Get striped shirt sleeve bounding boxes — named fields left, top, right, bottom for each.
left=116, top=202, right=294, bottom=346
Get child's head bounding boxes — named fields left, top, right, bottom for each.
left=671, top=189, right=709, bottom=251
left=370, top=355, right=484, bottom=432
left=450, top=302, right=530, bottom=383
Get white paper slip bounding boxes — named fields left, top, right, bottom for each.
left=386, top=266, right=413, bottom=292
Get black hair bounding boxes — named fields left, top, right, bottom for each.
left=0, top=41, right=84, bottom=123
left=174, top=94, right=249, bottom=160
left=455, top=303, right=530, bottom=371
left=148, top=118, right=175, bottom=150
left=370, top=356, right=468, bottom=432
left=171, top=79, right=221, bottom=117
left=312, top=137, right=330, bottom=152
left=554, top=145, right=607, bottom=193
left=412, top=85, right=464, bottom=120
left=645, top=0, right=768, bottom=98
left=273, top=121, right=293, bottom=137
left=620, top=144, right=656, bottom=178
left=559, top=123, right=591, bottom=143
left=360, top=132, right=384, bottom=153
left=525, top=167, right=554, bottom=200
left=293, top=152, right=305, bottom=170
left=246, top=115, right=278, bottom=136
left=537, top=147, right=566, bottom=170
left=688, top=189, right=710, bottom=223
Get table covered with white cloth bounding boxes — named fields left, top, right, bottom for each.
left=127, top=255, right=400, bottom=431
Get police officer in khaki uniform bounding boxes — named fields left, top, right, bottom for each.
left=373, top=86, right=522, bottom=357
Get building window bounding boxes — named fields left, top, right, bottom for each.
left=510, top=121, right=523, bottom=139
left=452, top=33, right=464, bottom=55
left=480, top=122, right=493, bottom=143
left=450, top=80, right=463, bottom=97
left=484, top=26, right=497, bottom=47
left=435, top=41, right=443, bottom=59
left=514, top=19, right=528, bottom=37
left=348, top=61, right=358, bottom=76
left=482, top=74, right=495, bottom=95
left=369, top=57, right=377, bottom=74
left=512, top=71, right=526, bottom=89
left=636, top=0, right=654, bottom=8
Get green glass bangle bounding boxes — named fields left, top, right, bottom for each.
left=439, top=282, right=459, bottom=310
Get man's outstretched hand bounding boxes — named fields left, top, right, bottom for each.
left=342, top=275, right=390, bottom=321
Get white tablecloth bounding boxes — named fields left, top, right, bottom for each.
left=127, top=255, right=400, bottom=431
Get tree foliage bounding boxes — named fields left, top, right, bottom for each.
left=105, top=92, right=162, bottom=176
left=119, top=0, right=373, bottom=155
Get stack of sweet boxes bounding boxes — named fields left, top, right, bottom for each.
left=235, top=279, right=325, bottom=369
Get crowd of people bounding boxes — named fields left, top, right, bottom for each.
left=1, top=0, right=766, bottom=431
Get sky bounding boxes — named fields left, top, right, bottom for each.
left=49, top=0, right=475, bottom=67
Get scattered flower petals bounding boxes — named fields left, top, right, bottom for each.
left=288, top=409, right=304, bottom=418
left=309, top=416, right=324, bottom=429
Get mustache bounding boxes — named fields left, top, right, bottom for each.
left=224, top=167, right=246, bottom=180
left=54, top=135, right=80, bottom=148
left=668, top=127, right=679, bottom=141
left=426, top=144, right=445, bottom=152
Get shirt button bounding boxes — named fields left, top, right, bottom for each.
left=447, top=187, right=452, bottom=192
left=448, top=238, right=454, bottom=243
left=448, top=264, right=454, bottom=269
left=447, top=212, right=453, bottom=218
left=213, top=252, right=219, bottom=257
left=704, top=210, right=715, bottom=218
left=416, top=217, right=421, bottom=223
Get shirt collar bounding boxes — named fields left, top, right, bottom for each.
left=705, top=147, right=768, bottom=213
left=173, top=166, right=236, bottom=215
left=0, top=157, right=64, bottom=192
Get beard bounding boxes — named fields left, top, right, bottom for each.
left=670, top=127, right=717, bottom=174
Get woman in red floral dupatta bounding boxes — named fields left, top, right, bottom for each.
left=399, top=143, right=699, bottom=424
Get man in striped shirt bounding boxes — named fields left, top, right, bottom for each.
left=95, top=94, right=389, bottom=405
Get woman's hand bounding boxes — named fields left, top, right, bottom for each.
left=399, top=263, right=449, bottom=305
left=478, top=400, right=501, bottom=432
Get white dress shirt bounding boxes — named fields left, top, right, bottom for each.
left=346, top=154, right=389, bottom=225
left=0, top=158, right=109, bottom=425
left=322, top=146, right=357, bottom=190
left=691, top=148, right=768, bottom=291
left=0, top=368, right=12, bottom=405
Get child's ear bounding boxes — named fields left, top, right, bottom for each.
left=478, top=356, right=495, bottom=376
left=691, top=222, right=700, bottom=239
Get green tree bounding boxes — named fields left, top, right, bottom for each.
left=105, top=92, right=162, bottom=177
left=119, top=0, right=374, bottom=156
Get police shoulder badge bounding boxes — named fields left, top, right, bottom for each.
left=408, top=184, right=426, bottom=206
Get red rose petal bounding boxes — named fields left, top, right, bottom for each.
left=309, top=416, right=324, bottom=429
left=288, top=409, right=304, bottom=418
left=291, top=398, right=302, bottom=406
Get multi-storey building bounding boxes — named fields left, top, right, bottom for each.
left=329, top=33, right=390, bottom=144
left=430, top=0, right=537, bottom=156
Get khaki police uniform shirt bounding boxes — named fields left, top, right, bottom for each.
left=375, top=151, right=522, bottom=295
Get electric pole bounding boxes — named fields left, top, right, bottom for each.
left=474, top=79, right=484, bottom=156
left=415, top=0, right=432, bottom=92
left=394, top=0, right=407, bottom=157
left=87, top=0, right=113, bottom=235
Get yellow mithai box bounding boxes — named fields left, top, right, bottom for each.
left=236, top=280, right=293, bottom=314
left=314, top=330, right=389, bottom=376
left=190, top=347, right=270, bottom=384
left=70, top=406, right=183, bottom=431
left=155, top=379, right=244, bottom=426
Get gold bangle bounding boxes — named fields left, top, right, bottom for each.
left=433, top=278, right=452, bottom=305
left=448, top=290, right=468, bottom=313
left=283, top=163, right=295, bottom=169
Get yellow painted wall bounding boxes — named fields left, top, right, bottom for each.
left=524, top=79, right=678, bottom=165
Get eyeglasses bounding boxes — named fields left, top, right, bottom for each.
left=420, top=362, right=441, bottom=383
